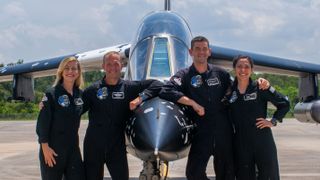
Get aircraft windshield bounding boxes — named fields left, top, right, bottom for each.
left=149, top=38, right=171, bottom=78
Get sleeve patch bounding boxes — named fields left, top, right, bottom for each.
left=41, top=94, right=48, bottom=102
left=173, top=77, right=182, bottom=86
left=269, top=86, right=275, bottom=93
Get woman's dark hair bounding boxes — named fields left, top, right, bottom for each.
left=232, top=55, right=254, bottom=68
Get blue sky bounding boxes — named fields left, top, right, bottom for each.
left=1, top=0, right=320, bottom=65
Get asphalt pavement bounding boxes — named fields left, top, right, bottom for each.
left=0, top=119, right=319, bottom=180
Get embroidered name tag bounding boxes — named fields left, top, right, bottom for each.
left=207, top=77, right=220, bottom=86
left=112, top=92, right=125, bottom=99
left=244, top=92, right=257, bottom=101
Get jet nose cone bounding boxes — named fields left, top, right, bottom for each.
left=126, top=97, right=194, bottom=161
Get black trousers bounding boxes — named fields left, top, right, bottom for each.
left=234, top=130, right=279, bottom=180
left=84, top=134, right=129, bottom=180
left=39, top=146, right=85, bottom=180
left=186, top=130, right=235, bottom=180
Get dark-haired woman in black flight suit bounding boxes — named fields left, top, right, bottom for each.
left=228, top=55, right=290, bottom=180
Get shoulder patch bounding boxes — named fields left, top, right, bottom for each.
left=173, top=77, right=182, bottom=86
left=285, top=96, right=289, bottom=101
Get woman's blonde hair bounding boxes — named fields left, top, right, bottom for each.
left=53, top=56, right=84, bottom=89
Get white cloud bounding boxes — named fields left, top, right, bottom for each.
left=0, top=0, right=320, bottom=65
left=310, top=0, right=320, bottom=9
left=2, top=23, right=79, bottom=44
left=0, top=28, right=19, bottom=49
left=81, top=0, right=131, bottom=35
left=251, top=15, right=284, bottom=36
left=0, top=53, right=6, bottom=64
left=145, top=0, right=162, bottom=6
left=84, top=5, right=113, bottom=34
left=3, top=2, right=26, bottom=18
left=0, top=21, right=82, bottom=63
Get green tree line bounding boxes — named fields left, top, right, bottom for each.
left=0, top=71, right=318, bottom=120
left=0, top=71, right=104, bottom=120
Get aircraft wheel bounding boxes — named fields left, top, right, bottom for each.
left=151, top=175, right=160, bottom=180
left=139, top=174, right=147, bottom=180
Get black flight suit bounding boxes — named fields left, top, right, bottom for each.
left=228, top=79, right=290, bottom=180
left=82, top=77, right=162, bottom=180
left=36, top=84, right=85, bottom=180
left=159, top=64, right=235, bottom=180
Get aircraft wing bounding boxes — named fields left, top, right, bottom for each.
left=209, top=45, right=320, bottom=76
left=0, top=43, right=130, bottom=83
left=208, top=45, right=320, bottom=124
left=0, top=43, right=130, bottom=101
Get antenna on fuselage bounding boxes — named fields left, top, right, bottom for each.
left=164, top=0, right=171, bottom=11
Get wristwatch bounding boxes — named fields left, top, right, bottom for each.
left=271, top=118, right=278, bottom=126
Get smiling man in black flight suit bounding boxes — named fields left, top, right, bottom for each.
left=159, top=36, right=270, bottom=180
left=82, top=51, right=162, bottom=180
left=159, top=36, right=235, bottom=180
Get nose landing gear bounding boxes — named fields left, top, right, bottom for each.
left=139, top=160, right=169, bottom=180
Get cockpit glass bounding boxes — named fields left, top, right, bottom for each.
left=150, top=38, right=171, bottom=77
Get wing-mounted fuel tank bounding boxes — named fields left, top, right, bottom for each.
left=294, top=73, right=320, bottom=123
left=125, top=97, right=195, bottom=162
left=294, top=100, right=320, bottom=123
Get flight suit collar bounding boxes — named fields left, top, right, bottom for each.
left=56, top=83, right=80, bottom=97
left=190, top=63, right=212, bottom=75
left=101, top=75, right=123, bottom=87
left=232, top=78, right=256, bottom=95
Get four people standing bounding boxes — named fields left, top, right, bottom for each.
left=36, top=36, right=289, bottom=180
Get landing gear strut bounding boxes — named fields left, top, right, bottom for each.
left=139, top=160, right=168, bottom=180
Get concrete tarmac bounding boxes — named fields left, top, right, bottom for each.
left=0, top=119, right=319, bottom=180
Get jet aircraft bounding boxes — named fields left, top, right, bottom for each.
left=0, top=0, right=320, bottom=179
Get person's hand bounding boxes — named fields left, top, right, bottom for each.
left=129, top=97, right=142, bottom=110
left=39, top=101, right=44, bottom=110
left=191, top=101, right=205, bottom=116
left=257, top=78, right=270, bottom=90
left=41, top=143, right=58, bottom=167
left=256, top=118, right=273, bottom=129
